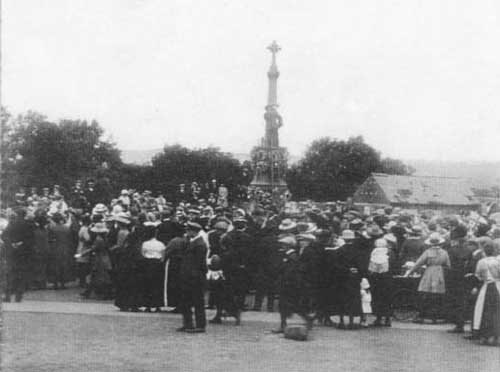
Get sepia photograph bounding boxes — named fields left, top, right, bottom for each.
left=1, top=1, right=500, bottom=371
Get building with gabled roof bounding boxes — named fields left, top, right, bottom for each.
left=352, top=173, right=482, bottom=212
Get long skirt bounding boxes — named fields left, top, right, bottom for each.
left=324, top=275, right=343, bottom=316
left=89, top=251, right=113, bottom=296
left=114, top=267, right=142, bottom=310
left=370, top=272, right=394, bottom=317
left=473, top=281, right=500, bottom=338
left=337, top=274, right=362, bottom=316
left=141, top=258, right=165, bottom=308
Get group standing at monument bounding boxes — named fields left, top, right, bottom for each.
left=1, top=41, right=499, bottom=347
left=2, top=183, right=500, bottom=345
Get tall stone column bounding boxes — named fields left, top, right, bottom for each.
left=250, top=41, right=288, bottom=193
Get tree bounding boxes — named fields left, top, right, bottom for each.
left=286, top=136, right=412, bottom=201
left=378, top=157, right=415, bottom=175
left=1, top=108, right=122, bottom=203
left=150, top=145, right=246, bottom=198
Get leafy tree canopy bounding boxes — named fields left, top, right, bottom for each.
left=1, top=107, right=122, bottom=202
left=286, top=136, right=413, bottom=201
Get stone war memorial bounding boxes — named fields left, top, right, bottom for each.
left=250, top=41, right=289, bottom=193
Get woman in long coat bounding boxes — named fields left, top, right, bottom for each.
left=31, top=214, right=49, bottom=289
left=472, top=241, right=500, bottom=346
left=405, top=232, right=451, bottom=323
left=112, top=216, right=138, bottom=311
left=113, top=221, right=146, bottom=310
left=48, top=213, right=74, bottom=289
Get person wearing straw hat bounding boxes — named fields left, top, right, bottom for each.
left=278, top=218, right=297, bottom=236
left=272, top=239, right=313, bottom=334
left=335, top=229, right=364, bottom=329
left=405, top=232, right=451, bottom=323
left=80, top=222, right=113, bottom=299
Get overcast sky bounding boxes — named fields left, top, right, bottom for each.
left=3, top=1, right=500, bottom=161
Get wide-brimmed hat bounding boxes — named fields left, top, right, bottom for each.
left=350, top=218, right=363, bottom=227
left=296, top=233, right=316, bottom=242
left=488, top=227, right=500, bottom=239
left=91, top=222, right=109, bottom=233
left=383, top=221, right=397, bottom=231
left=425, top=232, right=445, bottom=246
left=114, top=212, right=131, bottom=225
left=234, top=217, right=248, bottom=224
left=279, top=236, right=297, bottom=246
left=341, top=229, right=356, bottom=241
left=383, top=233, right=397, bottom=244
left=214, top=221, right=229, bottom=231
left=279, top=219, right=297, bottom=232
left=410, top=225, right=423, bottom=236
left=366, top=225, right=384, bottom=237
left=93, top=203, right=108, bottom=214
left=296, top=222, right=317, bottom=234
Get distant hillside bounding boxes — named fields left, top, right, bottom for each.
left=407, top=160, right=500, bottom=185
left=121, top=149, right=499, bottom=185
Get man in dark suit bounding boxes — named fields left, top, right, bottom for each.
left=2, top=209, right=35, bottom=302
left=220, top=217, right=254, bottom=325
left=177, top=222, right=207, bottom=333
left=157, top=210, right=184, bottom=246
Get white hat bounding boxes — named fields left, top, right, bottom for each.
left=278, top=236, right=297, bottom=246
left=114, top=212, right=131, bottom=225
left=121, top=189, right=129, bottom=195
left=91, top=222, right=109, bottom=233
left=279, top=219, right=297, bottom=231
left=425, top=232, right=445, bottom=246
left=383, top=233, right=397, bottom=244
left=296, top=233, right=316, bottom=242
left=341, top=229, right=355, bottom=240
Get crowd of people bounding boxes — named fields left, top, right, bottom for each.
left=1, top=180, right=500, bottom=345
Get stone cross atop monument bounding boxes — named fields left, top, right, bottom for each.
left=266, top=40, right=281, bottom=107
